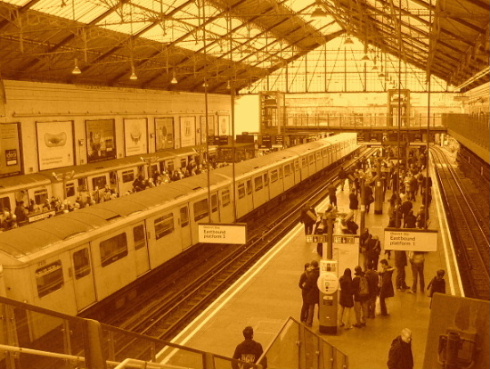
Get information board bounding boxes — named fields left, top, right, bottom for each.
left=198, top=223, right=247, bottom=244
left=332, top=234, right=360, bottom=276
left=384, top=228, right=438, bottom=251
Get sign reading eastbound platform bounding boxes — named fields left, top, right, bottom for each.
left=384, top=228, right=438, bottom=251
left=198, top=223, right=247, bottom=244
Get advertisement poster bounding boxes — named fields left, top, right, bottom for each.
left=218, top=115, right=230, bottom=136
left=36, top=121, right=74, bottom=171
left=180, top=116, right=196, bottom=148
left=124, top=118, right=148, bottom=156
left=200, top=115, right=214, bottom=144
left=0, top=123, right=22, bottom=177
left=155, top=117, right=175, bottom=151
left=86, top=119, right=116, bottom=163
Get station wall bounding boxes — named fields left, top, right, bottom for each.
left=0, top=80, right=231, bottom=174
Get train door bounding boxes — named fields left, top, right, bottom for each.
left=70, top=245, right=97, bottom=311
left=210, top=193, right=219, bottom=222
left=294, top=159, right=301, bottom=184
left=236, top=181, right=252, bottom=218
left=219, top=187, right=234, bottom=223
left=132, top=223, right=150, bottom=276
left=179, top=205, right=193, bottom=249
left=146, top=209, right=181, bottom=267
left=64, top=180, right=78, bottom=203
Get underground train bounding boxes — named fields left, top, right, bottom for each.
left=0, top=146, right=216, bottom=224
left=0, top=133, right=358, bottom=339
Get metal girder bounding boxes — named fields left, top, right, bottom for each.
left=0, top=0, right=42, bottom=31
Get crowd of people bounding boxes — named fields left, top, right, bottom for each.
left=298, top=148, right=445, bottom=369
left=0, top=158, right=232, bottom=232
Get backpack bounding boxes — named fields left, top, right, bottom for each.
left=359, top=275, right=370, bottom=296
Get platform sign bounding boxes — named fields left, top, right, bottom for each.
left=384, top=228, right=438, bottom=251
left=198, top=223, right=247, bottom=244
left=306, top=234, right=328, bottom=243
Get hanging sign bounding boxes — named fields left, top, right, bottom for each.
left=198, top=223, right=247, bottom=244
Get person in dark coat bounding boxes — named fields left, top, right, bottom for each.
left=327, top=184, right=337, bottom=208
left=363, top=184, right=374, bottom=213
left=394, top=251, right=409, bottom=290
left=400, top=199, right=413, bottom=220
left=300, top=203, right=317, bottom=235
left=387, top=328, right=414, bottom=369
left=338, top=167, right=347, bottom=191
left=348, top=191, right=359, bottom=222
left=360, top=228, right=372, bottom=270
left=298, top=263, right=311, bottom=323
left=304, top=260, right=320, bottom=327
left=379, top=259, right=395, bottom=316
left=352, top=266, right=369, bottom=328
left=365, top=266, right=379, bottom=319
left=338, top=268, right=354, bottom=329
left=427, top=269, right=446, bottom=308
left=232, top=326, right=267, bottom=369
left=404, top=210, right=417, bottom=228
left=366, top=235, right=381, bottom=270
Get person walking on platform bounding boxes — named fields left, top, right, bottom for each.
left=339, top=268, right=354, bottom=329
left=387, top=328, right=414, bottom=369
left=394, top=251, right=409, bottom=291
left=363, top=183, right=374, bottom=213
left=427, top=269, right=446, bottom=308
left=365, top=266, right=379, bottom=319
left=408, top=251, right=426, bottom=294
left=366, top=235, right=381, bottom=271
left=416, top=205, right=428, bottom=229
left=360, top=228, right=372, bottom=270
left=352, top=266, right=369, bottom=328
left=232, top=326, right=267, bottom=369
left=348, top=191, right=359, bottom=222
left=327, top=184, right=338, bottom=208
left=304, top=260, right=320, bottom=328
left=298, top=263, right=311, bottom=323
left=300, top=203, right=317, bottom=235
left=338, top=167, right=348, bottom=191
left=379, top=259, right=395, bottom=316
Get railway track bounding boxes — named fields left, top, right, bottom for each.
left=431, top=146, right=490, bottom=300
left=82, top=148, right=374, bottom=359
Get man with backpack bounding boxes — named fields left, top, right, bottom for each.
left=352, top=266, right=370, bottom=328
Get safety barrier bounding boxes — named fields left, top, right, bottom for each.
left=260, top=317, right=348, bottom=369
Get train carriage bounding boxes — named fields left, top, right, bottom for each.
left=0, top=133, right=359, bottom=329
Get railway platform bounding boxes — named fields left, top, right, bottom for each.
left=170, top=164, right=464, bottom=369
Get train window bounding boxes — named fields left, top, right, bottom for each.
left=284, top=165, right=291, bottom=177
left=65, top=183, right=76, bottom=198
left=34, top=189, right=48, bottom=205
left=271, top=170, right=278, bottom=183
left=322, top=149, right=328, bottom=157
left=180, top=206, right=189, bottom=227
left=73, top=248, right=91, bottom=279
left=194, top=199, right=209, bottom=221
left=0, top=196, right=11, bottom=212
left=133, top=225, right=146, bottom=250
left=78, top=178, right=87, bottom=192
left=181, top=158, right=187, bottom=169
left=264, top=173, right=269, bottom=187
left=254, top=176, right=263, bottom=191
left=92, top=176, right=107, bottom=190
left=36, top=261, right=64, bottom=297
left=309, top=154, right=314, bottom=164
left=301, top=157, right=307, bottom=167
left=238, top=183, right=245, bottom=199
left=100, top=233, right=128, bottom=267
left=122, top=170, right=135, bottom=183
left=221, top=189, right=231, bottom=207
left=211, top=194, right=218, bottom=212
left=167, top=161, right=175, bottom=173
left=246, top=180, right=252, bottom=195
left=154, top=214, right=175, bottom=240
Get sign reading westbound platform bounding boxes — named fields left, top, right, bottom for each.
left=384, top=228, right=438, bottom=251
left=198, top=223, right=247, bottom=244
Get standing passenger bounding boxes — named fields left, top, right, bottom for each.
left=232, top=326, right=267, bottom=369
left=338, top=268, right=354, bottom=329
left=352, top=266, right=369, bottom=328
left=394, top=251, right=409, bottom=291
left=304, top=260, right=320, bottom=328
left=365, top=265, right=379, bottom=319
left=327, top=184, right=338, bottom=208
left=298, top=263, right=311, bottom=323
left=300, top=204, right=317, bottom=235
left=408, top=251, right=426, bottom=294
left=378, top=259, right=395, bottom=316
left=427, top=269, right=446, bottom=308
left=387, top=328, right=414, bottom=369
left=348, top=191, right=359, bottom=222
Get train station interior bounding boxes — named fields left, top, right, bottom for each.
left=0, top=0, right=488, bottom=368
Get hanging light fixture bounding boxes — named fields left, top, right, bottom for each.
left=311, top=0, right=327, bottom=18
left=371, top=57, right=378, bottom=71
left=226, top=80, right=231, bottom=90
left=129, top=64, right=138, bottom=80
left=361, top=54, right=370, bottom=61
left=202, top=80, right=208, bottom=88
left=344, top=36, right=354, bottom=45
left=72, top=58, right=81, bottom=75
left=171, top=70, right=178, bottom=84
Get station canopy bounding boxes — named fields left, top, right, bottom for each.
left=0, top=0, right=488, bottom=94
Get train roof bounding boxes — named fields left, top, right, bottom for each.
left=0, top=173, right=51, bottom=195
left=0, top=172, right=229, bottom=262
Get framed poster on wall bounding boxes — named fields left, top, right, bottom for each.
left=36, top=121, right=75, bottom=170
left=155, top=117, right=175, bottom=150
left=0, top=123, right=22, bottom=177
left=180, top=116, right=196, bottom=148
left=124, top=118, right=148, bottom=156
left=200, top=115, right=215, bottom=144
left=86, top=119, right=116, bottom=163
left=218, top=115, right=230, bottom=136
